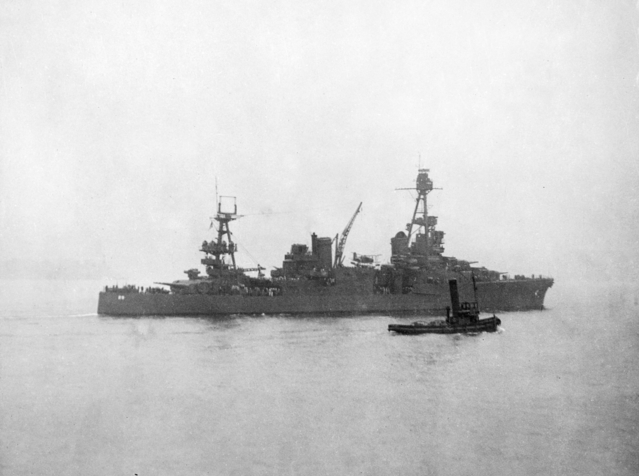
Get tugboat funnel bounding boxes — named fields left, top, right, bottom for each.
left=449, top=279, right=461, bottom=317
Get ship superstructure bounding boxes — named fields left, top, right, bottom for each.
left=393, top=168, right=444, bottom=266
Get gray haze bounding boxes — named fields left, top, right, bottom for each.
left=1, top=1, right=638, bottom=286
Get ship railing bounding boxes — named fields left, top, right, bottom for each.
left=104, top=285, right=142, bottom=293
left=508, top=274, right=553, bottom=281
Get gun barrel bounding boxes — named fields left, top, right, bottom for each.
left=154, top=282, right=188, bottom=287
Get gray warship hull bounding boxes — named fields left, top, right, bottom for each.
left=97, top=277, right=552, bottom=317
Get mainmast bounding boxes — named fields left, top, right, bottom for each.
left=395, top=169, right=444, bottom=268
left=407, top=169, right=433, bottom=255
left=201, top=196, right=240, bottom=274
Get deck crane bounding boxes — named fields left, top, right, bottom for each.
left=333, top=202, right=363, bottom=268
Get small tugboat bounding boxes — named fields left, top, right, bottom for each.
left=388, top=278, right=501, bottom=335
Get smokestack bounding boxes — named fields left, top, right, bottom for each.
left=449, top=279, right=460, bottom=317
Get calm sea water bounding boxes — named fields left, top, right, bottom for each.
left=1, top=279, right=637, bottom=476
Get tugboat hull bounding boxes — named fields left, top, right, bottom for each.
left=388, top=316, right=502, bottom=335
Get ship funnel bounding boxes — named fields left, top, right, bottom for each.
left=449, top=279, right=460, bottom=317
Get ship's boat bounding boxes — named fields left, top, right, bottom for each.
left=98, top=170, right=554, bottom=317
left=388, top=279, right=502, bottom=335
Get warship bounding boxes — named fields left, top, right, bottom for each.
left=98, top=170, right=553, bottom=317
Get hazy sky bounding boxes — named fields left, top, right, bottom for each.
left=1, top=0, right=638, bottom=285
